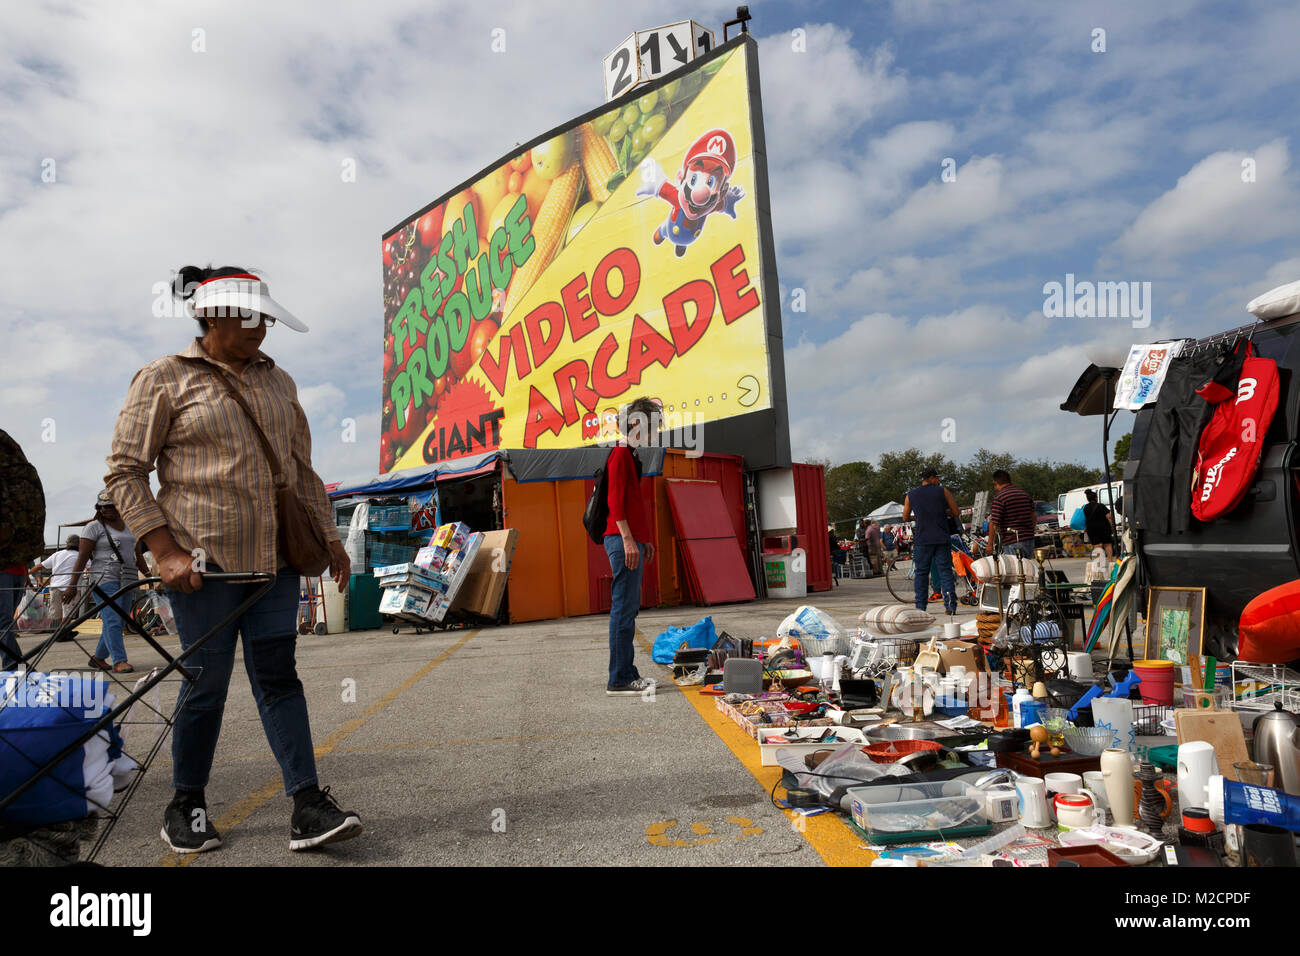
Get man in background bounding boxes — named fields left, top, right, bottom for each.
left=988, top=470, right=1037, bottom=558
left=902, top=468, right=960, bottom=616
left=865, top=520, right=883, bottom=575
left=31, top=535, right=82, bottom=637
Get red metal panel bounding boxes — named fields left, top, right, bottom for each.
left=793, top=462, right=832, bottom=592
left=665, top=480, right=757, bottom=605
left=690, top=453, right=746, bottom=552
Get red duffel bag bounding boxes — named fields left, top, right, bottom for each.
left=1191, top=349, right=1279, bottom=523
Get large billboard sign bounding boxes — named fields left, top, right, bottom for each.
left=380, top=36, right=780, bottom=474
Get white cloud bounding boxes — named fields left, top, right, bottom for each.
left=1113, top=139, right=1299, bottom=260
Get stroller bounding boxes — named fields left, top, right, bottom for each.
left=0, top=572, right=272, bottom=865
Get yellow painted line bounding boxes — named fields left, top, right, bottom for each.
left=636, top=630, right=875, bottom=867
left=158, top=629, right=478, bottom=866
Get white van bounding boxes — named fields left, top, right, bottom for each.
left=1057, top=481, right=1124, bottom=533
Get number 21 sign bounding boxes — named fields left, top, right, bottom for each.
left=603, top=21, right=715, bottom=102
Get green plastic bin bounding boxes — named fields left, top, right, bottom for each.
left=348, top=573, right=383, bottom=631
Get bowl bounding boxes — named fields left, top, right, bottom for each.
left=1063, top=726, right=1112, bottom=756
left=865, top=725, right=937, bottom=742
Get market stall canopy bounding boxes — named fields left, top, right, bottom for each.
left=504, top=446, right=664, bottom=483
left=1059, top=364, right=1117, bottom=417
left=868, top=501, right=904, bottom=521
left=329, top=451, right=501, bottom=498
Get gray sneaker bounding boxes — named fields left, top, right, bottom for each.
left=606, top=677, right=656, bottom=697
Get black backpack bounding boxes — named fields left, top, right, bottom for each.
left=583, top=447, right=642, bottom=544
left=0, top=429, right=46, bottom=566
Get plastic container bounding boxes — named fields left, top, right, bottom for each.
left=1206, top=775, right=1300, bottom=830
left=1133, top=659, right=1175, bottom=705
left=1012, top=688, right=1033, bottom=728
left=848, top=781, right=985, bottom=835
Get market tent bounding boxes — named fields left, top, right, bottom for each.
left=328, top=450, right=501, bottom=498
left=867, top=501, right=904, bottom=522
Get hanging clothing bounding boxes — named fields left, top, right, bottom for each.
left=1132, top=345, right=1247, bottom=535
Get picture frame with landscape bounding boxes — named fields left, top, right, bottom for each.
left=1143, top=586, right=1206, bottom=665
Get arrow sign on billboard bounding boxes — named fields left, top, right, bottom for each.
left=666, top=31, right=688, bottom=65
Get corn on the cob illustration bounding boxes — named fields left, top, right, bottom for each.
left=503, top=162, right=583, bottom=316
left=578, top=123, right=618, bottom=204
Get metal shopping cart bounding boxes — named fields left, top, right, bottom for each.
left=0, top=572, right=273, bottom=865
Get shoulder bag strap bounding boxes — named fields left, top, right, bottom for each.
left=180, top=356, right=288, bottom=488
left=100, top=523, right=126, bottom=565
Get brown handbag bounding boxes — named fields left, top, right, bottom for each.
left=190, top=361, right=333, bottom=576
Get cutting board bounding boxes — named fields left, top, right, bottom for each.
left=1175, top=708, right=1248, bottom=782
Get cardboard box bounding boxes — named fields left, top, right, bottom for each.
left=426, top=532, right=484, bottom=622
left=939, top=640, right=988, bottom=674
left=431, top=521, right=471, bottom=551
left=378, top=584, right=434, bottom=617
left=450, top=528, right=518, bottom=620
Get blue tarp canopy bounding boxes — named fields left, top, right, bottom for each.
left=329, top=451, right=500, bottom=498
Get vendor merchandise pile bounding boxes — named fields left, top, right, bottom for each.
left=674, top=602, right=1300, bottom=867
left=374, top=521, right=483, bottom=626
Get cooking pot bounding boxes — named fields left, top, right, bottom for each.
left=1252, top=703, right=1300, bottom=796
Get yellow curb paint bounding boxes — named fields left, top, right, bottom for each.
left=157, top=629, right=478, bottom=866
left=635, top=630, right=874, bottom=867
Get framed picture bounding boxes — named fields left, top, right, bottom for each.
left=1144, top=586, right=1206, bottom=665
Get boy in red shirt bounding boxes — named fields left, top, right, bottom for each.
left=603, top=398, right=659, bottom=696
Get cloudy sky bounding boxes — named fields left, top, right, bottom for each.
left=3, top=0, right=1299, bottom=539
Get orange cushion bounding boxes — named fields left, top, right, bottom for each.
left=1239, top=580, right=1300, bottom=663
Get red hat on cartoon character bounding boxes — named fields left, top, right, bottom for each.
left=681, top=129, right=736, bottom=178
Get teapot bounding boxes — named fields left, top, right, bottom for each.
left=1252, top=703, right=1300, bottom=796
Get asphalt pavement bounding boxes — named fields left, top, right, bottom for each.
left=23, top=559, right=1091, bottom=867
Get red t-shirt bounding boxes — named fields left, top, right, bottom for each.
left=603, top=445, right=651, bottom=541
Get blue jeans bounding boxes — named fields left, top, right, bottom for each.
left=1004, top=540, right=1035, bottom=558
left=94, top=579, right=127, bottom=664
left=913, top=542, right=956, bottom=615
left=167, top=569, right=318, bottom=796
left=0, top=572, right=22, bottom=669
left=604, top=535, right=643, bottom=687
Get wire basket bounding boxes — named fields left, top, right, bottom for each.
left=1132, top=702, right=1174, bottom=737
left=864, top=636, right=924, bottom=666
left=1230, top=661, right=1300, bottom=717
left=799, top=632, right=852, bottom=658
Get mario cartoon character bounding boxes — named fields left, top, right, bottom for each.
left=581, top=410, right=601, bottom=440
left=637, top=128, right=745, bottom=258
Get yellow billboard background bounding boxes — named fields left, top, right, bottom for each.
left=382, top=44, right=770, bottom=472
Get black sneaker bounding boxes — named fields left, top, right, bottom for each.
left=606, top=677, right=656, bottom=697
left=160, top=792, right=222, bottom=853
left=289, top=786, right=362, bottom=851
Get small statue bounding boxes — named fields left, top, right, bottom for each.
left=1029, top=724, right=1058, bottom=759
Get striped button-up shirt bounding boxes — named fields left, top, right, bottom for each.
left=105, top=338, right=339, bottom=576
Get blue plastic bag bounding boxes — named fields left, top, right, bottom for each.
left=1069, top=506, right=1087, bottom=531
left=651, top=616, right=717, bottom=664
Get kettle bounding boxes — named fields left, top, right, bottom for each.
left=1251, top=702, right=1300, bottom=796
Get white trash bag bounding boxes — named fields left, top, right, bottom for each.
left=778, top=605, right=849, bottom=657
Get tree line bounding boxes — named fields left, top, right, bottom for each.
left=815, top=448, right=1105, bottom=529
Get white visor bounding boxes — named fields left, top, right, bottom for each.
left=188, top=275, right=309, bottom=332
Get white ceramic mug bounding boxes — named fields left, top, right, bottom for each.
left=1015, top=776, right=1053, bottom=828
left=1083, top=771, right=1109, bottom=809
left=1044, top=772, right=1083, bottom=794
